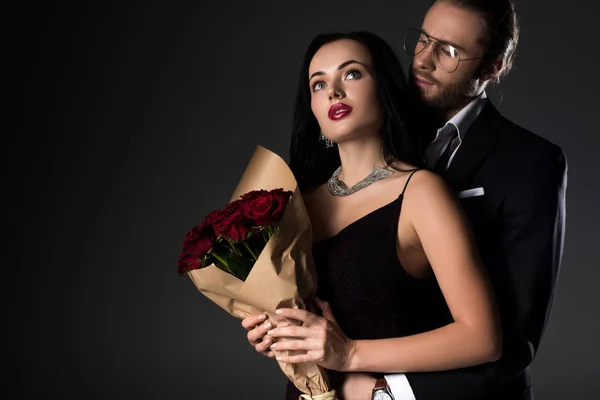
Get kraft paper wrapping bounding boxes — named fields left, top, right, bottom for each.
left=187, top=145, right=336, bottom=400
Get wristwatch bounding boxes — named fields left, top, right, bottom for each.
left=371, top=378, right=395, bottom=400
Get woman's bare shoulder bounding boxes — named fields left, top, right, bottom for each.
left=401, top=169, right=458, bottom=209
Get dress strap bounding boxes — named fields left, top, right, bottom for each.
left=400, top=169, right=421, bottom=196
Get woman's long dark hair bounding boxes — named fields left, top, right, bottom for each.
left=289, top=31, right=425, bottom=193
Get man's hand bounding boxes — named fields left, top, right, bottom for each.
left=332, top=372, right=377, bottom=400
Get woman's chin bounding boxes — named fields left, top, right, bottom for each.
left=328, top=131, right=380, bottom=146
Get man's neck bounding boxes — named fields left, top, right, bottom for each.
left=410, top=92, right=488, bottom=149
left=438, top=97, right=479, bottom=125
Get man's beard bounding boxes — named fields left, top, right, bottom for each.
left=409, top=68, right=478, bottom=110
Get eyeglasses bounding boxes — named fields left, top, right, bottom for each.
left=403, top=28, right=484, bottom=73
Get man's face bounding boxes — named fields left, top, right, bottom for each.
left=410, top=1, right=488, bottom=111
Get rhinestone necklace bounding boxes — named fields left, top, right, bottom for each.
left=327, top=165, right=394, bottom=196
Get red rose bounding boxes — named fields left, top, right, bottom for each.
left=222, top=219, right=252, bottom=242
left=239, top=188, right=292, bottom=226
left=177, top=222, right=215, bottom=274
left=240, top=190, right=270, bottom=202
left=177, top=251, right=202, bottom=274
left=204, top=204, right=227, bottom=227
left=206, top=200, right=252, bottom=241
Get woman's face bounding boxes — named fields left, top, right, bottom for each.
left=308, top=39, right=383, bottom=144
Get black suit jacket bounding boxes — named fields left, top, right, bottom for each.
left=405, top=101, right=568, bottom=400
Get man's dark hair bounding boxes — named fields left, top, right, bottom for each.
left=438, top=0, right=520, bottom=82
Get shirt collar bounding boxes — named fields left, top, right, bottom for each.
left=430, top=90, right=488, bottom=144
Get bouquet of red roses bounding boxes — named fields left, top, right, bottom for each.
left=178, top=146, right=336, bottom=400
left=177, top=188, right=293, bottom=281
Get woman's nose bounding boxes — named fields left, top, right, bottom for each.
left=328, top=85, right=345, bottom=100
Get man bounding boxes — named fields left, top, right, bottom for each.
left=243, top=1, right=567, bottom=398
left=342, top=0, right=568, bottom=399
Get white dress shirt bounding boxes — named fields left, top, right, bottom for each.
left=384, top=91, right=488, bottom=400
left=424, top=90, right=488, bottom=170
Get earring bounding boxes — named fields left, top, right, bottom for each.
left=319, top=130, right=335, bottom=148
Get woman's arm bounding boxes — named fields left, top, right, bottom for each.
left=347, top=171, right=502, bottom=372
left=268, top=171, right=502, bottom=373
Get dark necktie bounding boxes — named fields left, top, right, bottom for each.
left=433, top=127, right=459, bottom=174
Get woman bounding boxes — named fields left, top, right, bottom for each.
left=242, top=31, right=501, bottom=399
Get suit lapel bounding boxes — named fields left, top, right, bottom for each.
left=443, top=101, right=504, bottom=190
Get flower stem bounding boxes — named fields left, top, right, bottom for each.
left=227, top=239, right=243, bottom=256
left=211, top=252, right=230, bottom=272
left=242, top=241, right=258, bottom=261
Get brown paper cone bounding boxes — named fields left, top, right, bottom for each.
left=186, top=145, right=336, bottom=399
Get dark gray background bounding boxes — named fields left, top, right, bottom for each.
left=16, top=0, right=599, bottom=399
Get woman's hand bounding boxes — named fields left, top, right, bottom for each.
left=267, top=298, right=356, bottom=371
left=241, top=313, right=276, bottom=358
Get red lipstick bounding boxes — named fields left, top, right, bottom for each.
left=328, top=103, right=353, bottom=120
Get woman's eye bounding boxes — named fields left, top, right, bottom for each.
left=346, top=70, right=362, bottom=80
left=312, top=81, right=325, bottom=91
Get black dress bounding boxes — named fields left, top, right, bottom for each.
left=284, top=170, right=452, bottom=399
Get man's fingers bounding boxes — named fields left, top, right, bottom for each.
left=241, top=313, right=267, bottom=330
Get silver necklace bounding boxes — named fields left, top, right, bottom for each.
left=327, top=165, right=394, bottom=196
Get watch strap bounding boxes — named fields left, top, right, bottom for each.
left=372, top=378, right=395, bottom=400
left=373, top=378, right=388, bottom=391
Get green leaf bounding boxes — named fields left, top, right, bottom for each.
left=221, top=252, right=255, bottom=281
left=247, top=233, right=268, bottom=254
